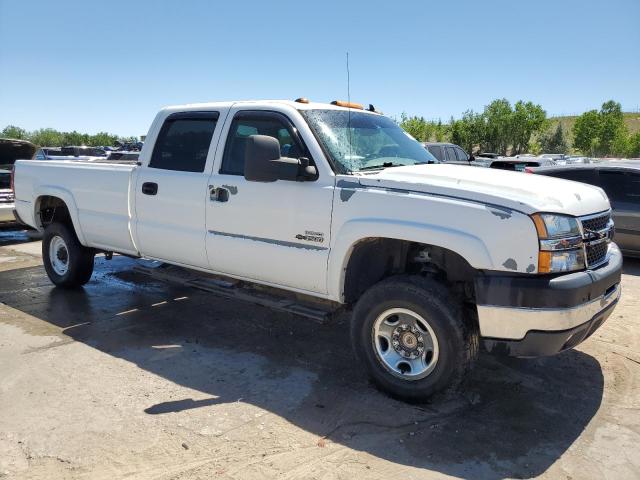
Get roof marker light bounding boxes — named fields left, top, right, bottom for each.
left=330, top=100, right=363, bottom=110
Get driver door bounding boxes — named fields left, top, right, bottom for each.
left=205, top=109, right=335, bottom=294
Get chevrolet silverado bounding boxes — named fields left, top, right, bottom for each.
left=13, top=99, right=622, bottom=400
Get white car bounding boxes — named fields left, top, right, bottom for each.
left=13, top=99, right=622, bottom=401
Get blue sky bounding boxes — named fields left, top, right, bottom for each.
left=1, top=0, right=638, bottom=137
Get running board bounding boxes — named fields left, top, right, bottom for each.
left=132, top=261, right=337, bottom=324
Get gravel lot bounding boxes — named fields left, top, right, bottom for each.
left=0, top=228, right=638, bottom=480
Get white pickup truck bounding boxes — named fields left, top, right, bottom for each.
left=13, top=99, right=622, bottom=400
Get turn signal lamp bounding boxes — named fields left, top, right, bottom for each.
left=531, top=213, right=585, bottom=273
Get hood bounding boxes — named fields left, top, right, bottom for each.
left=354, top=164, right=610, bottom=216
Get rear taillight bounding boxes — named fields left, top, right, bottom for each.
left=524, top=167, right=534, bottom=173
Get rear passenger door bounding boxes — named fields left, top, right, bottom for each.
left=205, top=108, right=334, bottom=293
left=598, top=169, right=640, bottom=254
left=134, top=111, right=224, bottom=267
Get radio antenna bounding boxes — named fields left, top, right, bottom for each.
left=346, top=52, right=352, bottom=167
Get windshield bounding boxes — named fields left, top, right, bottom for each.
left=300, top=109, right=437, bottom=172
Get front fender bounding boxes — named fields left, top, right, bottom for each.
left=34, top=185, right=87, bottom=245
left=327, top=218, right=493, bottom=301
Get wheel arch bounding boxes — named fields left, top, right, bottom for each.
left=33, top=187, right=87, bottom=245
left=329, top=219, right=491, bottom=303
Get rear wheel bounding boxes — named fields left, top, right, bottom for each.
left=42, top=222, right=95, bottom=288
left=351, top=275, right=478, bottom=401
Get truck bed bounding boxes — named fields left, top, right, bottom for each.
left=14, top=159, right=139, bottom=255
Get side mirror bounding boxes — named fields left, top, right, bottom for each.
left=244, top=135, right=316, bottom=182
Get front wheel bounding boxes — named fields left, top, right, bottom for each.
left=351, top=275, right=478, bottom=401
left=42, top=222, right=95, bottom=288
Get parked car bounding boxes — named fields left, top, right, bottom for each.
left=13, top=98, right=622, bottom=401
left=540, top=153, right=568, bottom=162
left=476, top=152, right=501, bottom=159
left=530, top=161, right=640, bottom=258
left=35, top=146, right=107, bottom=160
left=488, top=156, right=557, bottom=171
left=0, top=138, right=36, bottom=225
left=107, top=151, right=140, bottom=161
left=422, top=142, right=473, bottom=164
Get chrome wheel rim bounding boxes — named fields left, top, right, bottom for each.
left=49, top=235, right=69, bottom=276
left=372, top=307, right=439, bottom=380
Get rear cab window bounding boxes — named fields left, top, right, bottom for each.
left=150, top=112, right=219, bottom=172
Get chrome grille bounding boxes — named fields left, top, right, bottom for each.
left=579, top=211, right=613, bottom=268
left=586, top=240, right=608, bottom=267
left=581, top=212, right=610, bottom=233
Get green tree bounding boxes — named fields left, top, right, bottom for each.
left=510, top=101, right=547, bottom=155
left=573, top=109, right=600, bottom=155
left=1, top=125, right=28, bottom=139
left=399, top=113, right=430, bottom=142
left=627, top=132, right=640, bottom=158
left=482, top=99, right=513, bottom=155
left=572, top=100, right=628, bottom=156
left=540, top=123, right=568, bottom=154
left=598, top=100, right=625, bottom=155
left=30, top=128, right=64, bottom=147
left=450, top=110, right=484, bottom=153
left=1, top=125, right=131, bottom=148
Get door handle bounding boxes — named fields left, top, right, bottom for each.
left=142, top=182, right=158, bottom=195
left=209, top=185, right=230, bottom=203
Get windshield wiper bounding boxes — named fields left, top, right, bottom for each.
left=358, top=162, right=403, bottom=171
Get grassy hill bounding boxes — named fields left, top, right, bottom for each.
left=549, top=112, right=640, bottom=142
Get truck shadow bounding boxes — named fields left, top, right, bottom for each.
left=0, top=257, right=605, bottom=479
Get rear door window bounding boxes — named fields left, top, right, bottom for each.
left=445, top=147, right=457, bottom=162
left=454, top=147, right=468, bottom=161
left=149, top=112, right=219, bottom=172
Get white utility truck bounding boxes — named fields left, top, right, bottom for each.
left=13, top=99, right=622, bottom=400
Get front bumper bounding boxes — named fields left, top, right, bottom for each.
left=475, top=244, right=622, bottom=357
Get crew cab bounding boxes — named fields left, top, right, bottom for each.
left=13, top=99, right=622, bottom=400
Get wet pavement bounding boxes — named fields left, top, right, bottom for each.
left=0, top=229, right=639, bottom=479
left=0, top=227, right=37, bottom=248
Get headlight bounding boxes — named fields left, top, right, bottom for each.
left=531, top=213, right=585, bottom=273
left=532, top=213, right=581, bottom=238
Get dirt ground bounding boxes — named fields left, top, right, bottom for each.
left=0, top=228, right=638, bottom=480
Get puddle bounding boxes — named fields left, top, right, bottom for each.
left=0, top=228, right=35, bottom=247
